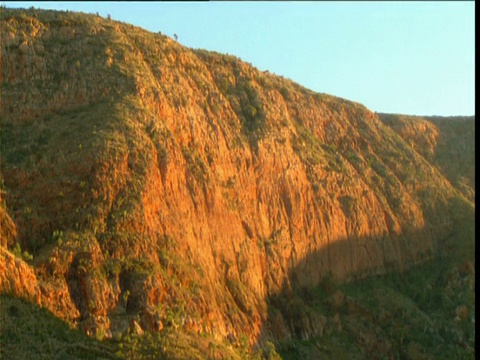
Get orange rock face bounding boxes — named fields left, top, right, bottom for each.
left=0, top=246, right=41, bottom=305
left=0, top=8, right=473, bottom=344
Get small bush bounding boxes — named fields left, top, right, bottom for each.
left=11, top=242, right=33, bottom=262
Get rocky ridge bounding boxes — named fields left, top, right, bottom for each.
left=0, top=7, right=475, bottom=358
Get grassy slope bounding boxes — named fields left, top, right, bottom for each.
left=0, top=292, right=277, bottom=359
left=0, top=295, right=120, bottom=360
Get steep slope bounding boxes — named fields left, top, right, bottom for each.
left=0, top=294, right=120, bottom=360
left=379, top=113, right=475, bottom=203
left=0, top=7, right=474, bottom=358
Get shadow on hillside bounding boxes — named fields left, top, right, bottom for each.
left=255, top=231, right=431, bottom=338
left=0, top=294, right=120, bottom=360
left=253, top=198, right=475, bottom=359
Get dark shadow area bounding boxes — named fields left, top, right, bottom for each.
left=255, top=197, right=475, bottom=359
left=0, top=294, right=121, bottom=359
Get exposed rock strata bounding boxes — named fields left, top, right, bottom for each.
left=0, top=8, right=474, bottom=344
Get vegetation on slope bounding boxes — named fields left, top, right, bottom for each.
left=0, top=7, right=475, bottom=359
left=0, top=294, right=120, bottom=359
left=274, top=199, right=475, bottom=359
left=379, top=113, right=475, bottom=203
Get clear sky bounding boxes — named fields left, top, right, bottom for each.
left=3, top=1, right=475, bottom=116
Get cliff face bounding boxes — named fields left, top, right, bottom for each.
left=379, top=113, right=475, bottom=203
left=0, top=7, right=474, bottom=350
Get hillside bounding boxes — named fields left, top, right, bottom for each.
left=379, top=113, right=475, bottom=203
left=0, top=7, right=475, bottom=359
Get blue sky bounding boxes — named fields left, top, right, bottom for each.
left=3, top=1, right=475, bottom=116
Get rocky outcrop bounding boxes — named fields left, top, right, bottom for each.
left=0, top=7, right=474, bottom=345
left=0, top=246, right=41, bottom=304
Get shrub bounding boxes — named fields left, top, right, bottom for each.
left=12, top=242, right=33, bottom=262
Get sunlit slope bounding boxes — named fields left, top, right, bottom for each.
left=0, top=7, right=474, bottom=358
left=379, top=113, right=474, bottom=202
